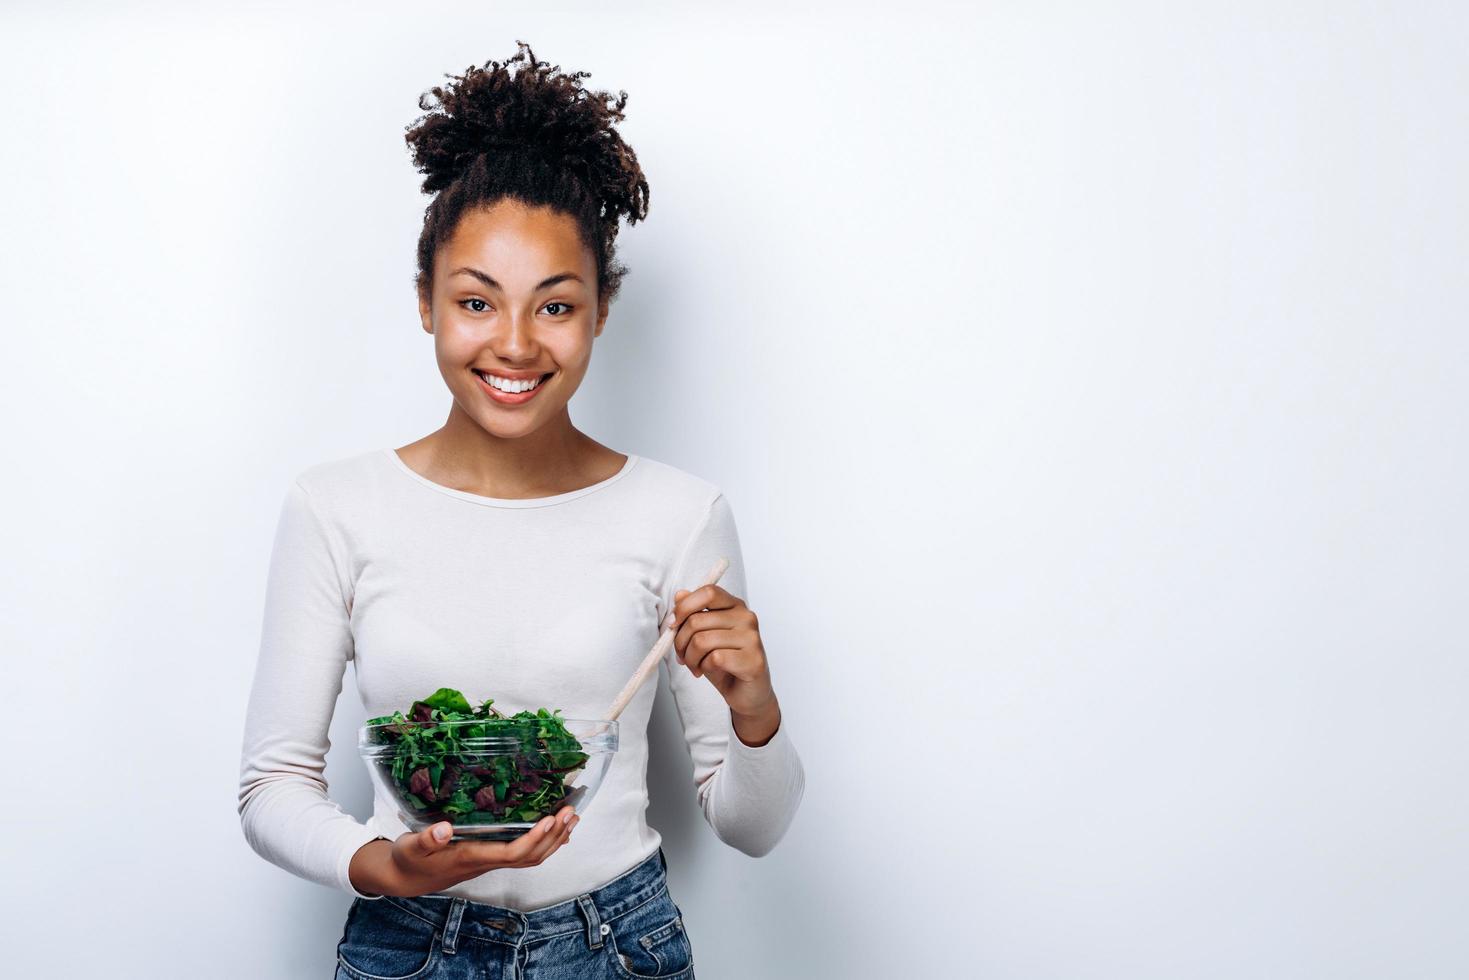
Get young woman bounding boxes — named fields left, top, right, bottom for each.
left=237, top=42, right=805, bottom=980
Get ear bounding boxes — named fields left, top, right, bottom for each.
left=594, top=297, right=609, bottom=338
left=418, top=288, right=433, bottom=335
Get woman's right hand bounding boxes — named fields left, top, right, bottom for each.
left=349, top=804, right=579, bottom=898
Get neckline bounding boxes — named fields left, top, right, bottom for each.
left=382, top=447, right=639, bottom=509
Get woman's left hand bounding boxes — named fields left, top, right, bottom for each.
left=666, top=585, right=778, bottom=720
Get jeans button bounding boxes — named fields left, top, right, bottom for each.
left=600, top=923, right=611, bottom=936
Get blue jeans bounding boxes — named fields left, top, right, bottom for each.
left=334, top=847, right=695, bottom=980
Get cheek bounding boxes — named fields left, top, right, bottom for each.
left=553, top=351, right=587, bottom=374
left=433, top=320, right=482, bottom=364
left=549, top=334, right=595, bottom=372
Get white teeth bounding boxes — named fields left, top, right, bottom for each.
left=479, top=371, right=544, bottom=393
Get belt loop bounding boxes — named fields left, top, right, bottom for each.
left=576, top=893, right=605, bottom=949
left=442, top=898, right=467, bottom=955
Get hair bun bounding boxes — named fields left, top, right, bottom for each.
left=405, top=41, right=633, bottom=197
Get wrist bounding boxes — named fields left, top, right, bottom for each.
left=731, top=696, right=781, bottom=748
left=348, top=838, right=395, bottom=897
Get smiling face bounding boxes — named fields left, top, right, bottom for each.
left=419, top=199, right=608, bottom=440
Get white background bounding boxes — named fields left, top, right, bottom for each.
left=3, top=2, right=1466, bottom=977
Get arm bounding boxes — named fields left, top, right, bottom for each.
left=660, top=493, right=806, bottom=857
left=237, top=479, right=387, bottom=899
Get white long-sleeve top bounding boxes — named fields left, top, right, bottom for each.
left=237, top=447, right=805, bottom=909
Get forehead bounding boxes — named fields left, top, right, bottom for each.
left=439, top=201, right=589, bottom=276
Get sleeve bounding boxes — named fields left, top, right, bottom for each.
left=237, top=479, right=389, bottom=899
left=658, top=492, right=806, bottom=857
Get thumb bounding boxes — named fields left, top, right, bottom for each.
left=419, top=821, right=453, bottom=852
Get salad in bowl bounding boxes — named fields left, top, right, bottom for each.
left=359, top=687, right=618, bottom=841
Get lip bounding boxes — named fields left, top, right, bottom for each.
left=474, top=369, right=552, bottom=406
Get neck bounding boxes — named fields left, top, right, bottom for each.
left=421, top=403, right=600, bottom=499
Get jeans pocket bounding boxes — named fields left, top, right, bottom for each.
left=605, top=888, right=694, bottom=979
left=335, top=898, right=443, bottom=980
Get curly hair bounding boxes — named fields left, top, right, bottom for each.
left=404, top=41, right=650, bottom=306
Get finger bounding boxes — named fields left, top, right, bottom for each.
left=669, top=585, right=738, bottom=635
left=525, top=806, right=576, bottom=857
left=481, top=814, right=552, bottom=867
left=667, top=589, right=690, bottom=634
left=673, top=608, right=741, bottom=661
left=682, top=628, right=744, bottom=677
left=524, top=811, right=574, bottom=865
left=546, top=811, right=578, bottom=856
left=685, top=584, right=735, bottom=608
left=558, top=818, right=578, bottom=853
left=549, top=804, right=578, bottom=844
left=699, top=648, right=729, bottom=681
left=452, top=801, right=577, bottom=870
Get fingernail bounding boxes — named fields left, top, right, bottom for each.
left=540, top=817, right=554, bottom=833
left=433, top=824, right=450, bottom=841
left=664, top=612, right=675, bottom=628
left=562, top=810, right=574, bottom=825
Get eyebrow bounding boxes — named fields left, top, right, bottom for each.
left=449, top=267, right=585, bottom=291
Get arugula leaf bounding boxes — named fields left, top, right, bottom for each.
left=422, top=687, right=474, bottom=714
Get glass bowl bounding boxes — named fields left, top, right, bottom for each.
left=359, top=715, right=618, bottom=842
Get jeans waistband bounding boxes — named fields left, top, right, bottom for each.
left=368, top=846, right=669, bottom=952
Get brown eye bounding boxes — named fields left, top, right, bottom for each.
left=543, top=302, right=574, bottom=316
left=461, top=298, right=490, bottom=313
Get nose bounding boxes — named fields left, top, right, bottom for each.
left=491, top=310, right=541, bottom=364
